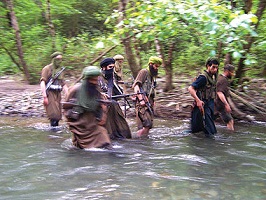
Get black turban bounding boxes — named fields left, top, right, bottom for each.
left=100, top=58, right=115, bottom=68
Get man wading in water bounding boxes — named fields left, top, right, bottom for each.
left=40, top=52, right=68, bottom=127
left=188, top=57, right=219, bottom=138
left=132, top=56, right=162, bottom=138
left=63, top=66, right=112, bottom=149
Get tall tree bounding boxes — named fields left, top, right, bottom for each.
left=118, top=0, right=140, bottom=78
left=46, top=0, right=56, bottom=50
left=235, top=0, right=266, bottom=80
left=5, top=0, right=30, bottom=83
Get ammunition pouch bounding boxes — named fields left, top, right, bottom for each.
left=63, top=98, right=81, bottom=120
left=49, top=79, right=63, bottom=91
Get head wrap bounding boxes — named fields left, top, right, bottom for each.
left=50, top=51, right=62, bottom=59
left=224, top=64, right=235, bottom=72
left=82, top=66, right=101, bottom=79
left=148, top=56, right=162, bottom=65
left=113, top=54, right=124, bottom=60
left=100, top=58, right=115, bottom=68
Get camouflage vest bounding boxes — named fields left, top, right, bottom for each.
left=198, top=70, right=216, bottom=100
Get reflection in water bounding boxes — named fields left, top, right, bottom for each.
left=0, top=117, right=265, bottom=199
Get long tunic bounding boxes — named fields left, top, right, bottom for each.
left=40, top=63, right=65, bottom=121
left=132, top=69, right=155, bottom=130
left=64, top=84, right=111, bottom=149
left=105, top=102, right=132, bottom=139
left=98, top=76, right=132, bottom=139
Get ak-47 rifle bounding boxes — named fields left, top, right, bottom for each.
left=62, top=99, right=115, bottom=109
left=112, top=81, right=132, bottom=117
left=111, top=92, right=144, bottom=100
left=45, top=67, right=66, bottom=93
left=139, top=87, right=153, bottom=116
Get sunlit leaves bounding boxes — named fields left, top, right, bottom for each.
left=233, top=51, right=242, bottom=59
left=107, top=0, right=260, bottom=64
left=95, top=41, right=104, bottom=49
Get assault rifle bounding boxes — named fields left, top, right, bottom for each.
left=139, top=87, right=154, bottom=116
left=62, top=99, right=116, bottom=109
left=45, top=67, right=66, bottom=93
left=111, top=92, right=146, bottom=118
left=111, top=92, right=144, bottom=100
left=112, top=81, right=133, bottom=118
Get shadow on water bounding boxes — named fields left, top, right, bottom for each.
left=0, top=117, right=265, bottom=200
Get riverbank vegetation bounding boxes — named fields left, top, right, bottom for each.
left=0, top=0, right=265, bottom=88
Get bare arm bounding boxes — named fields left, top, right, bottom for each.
left=217, top=91, right=231, bottom=112
left=134, top=83, right=146, bottom=106
left=40, top=80, right=48, bottom=106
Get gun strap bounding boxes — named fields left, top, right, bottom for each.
left=147, top=77, right=155, bottom=99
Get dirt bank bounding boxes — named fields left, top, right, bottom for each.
left=0, top=75, right=265, bottom=122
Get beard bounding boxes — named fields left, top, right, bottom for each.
left=227, top=74, right=232, bottom=79
left=87, top=82, right=99, bottom=97
left=149, top=64, right=158, bottom=77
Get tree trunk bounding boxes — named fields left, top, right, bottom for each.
left=46, top=0, right=56, bottom=50
left=164, top=42, right=175, bottom=92
left=133, top=37, right=141, bottom=67
left=155, top=39, right=175, bottom=92
left=243, top=0, right=252, bottom=14
left=119, top=0, right=140, bottom=78
left=263, top=66, right=266, bottom=77
left=235, top=0, right=266, bottom=81
left=122, top=36, right=140, bottom=78
left=5, top=0, right=30, bottom=83
left=1, top=45, right=22, bottom=71
left=224, top=53, right=232, bottom=65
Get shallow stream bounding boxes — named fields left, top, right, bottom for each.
left=0, top=117, right=265, bottom=199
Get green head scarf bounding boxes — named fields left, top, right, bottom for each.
left=148, top=56, right=162, bottom=65
left=51, top=51, right=63, bottom=76
left=82, top=66, right=101, bottom=79
left=77, top=66, right=101, bottom=114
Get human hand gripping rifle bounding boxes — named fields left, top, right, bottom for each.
left=110, top=93, right=136, bottom=118
left=109, top=92, right=145, bottom=117
left=138, top=87, right=154, bottom=116
left=45, top=67, right=66, bottom=93
left=112, top=81, right=133, bottom=117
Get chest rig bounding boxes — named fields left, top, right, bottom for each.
left=198, top=70, right=216, bottom=100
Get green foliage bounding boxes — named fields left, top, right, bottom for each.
left=0, top=0, right=116, bottom=81
left=0, top=0, right=265, bottom=83
left=107, top=0, right=265, bottom=78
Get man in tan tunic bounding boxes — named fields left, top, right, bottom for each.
left=40, top=52, right=68, bottom=127
left=63, top=66, right=111, bottom=149
left=132, top=56, right=162, bottom=137
left=113, top=54, right=124, bottom=82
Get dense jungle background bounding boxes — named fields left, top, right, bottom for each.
left=0, top=0, right=265, bottom=89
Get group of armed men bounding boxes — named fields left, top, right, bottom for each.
left=40, top=52, right=246, bottom=149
